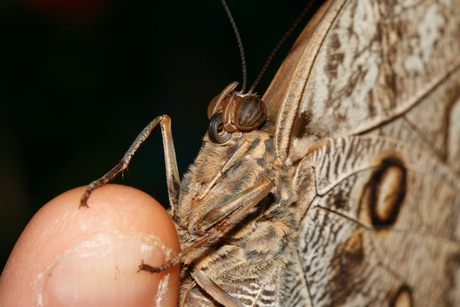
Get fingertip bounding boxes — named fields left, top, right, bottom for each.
left=0, top=185, right=180, bottom=307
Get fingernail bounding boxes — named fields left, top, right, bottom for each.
left=41, top=234, right=174, bottom=307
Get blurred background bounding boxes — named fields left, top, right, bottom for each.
left=0, top=0, right=322, bottom=270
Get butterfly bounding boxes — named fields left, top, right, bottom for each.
left=83, top=0, right=460, bottom=305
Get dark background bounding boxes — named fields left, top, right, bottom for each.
left=0, top=0, right=321, bottom=270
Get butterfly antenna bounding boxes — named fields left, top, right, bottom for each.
left=249, top=0, right=316, bottom=94
left=220, top=0, right=247, bottom=93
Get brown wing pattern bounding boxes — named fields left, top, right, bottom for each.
left=263, top=0, right=460, bottom=165
left=294, top=136, right=460, bottom=305
left=260, top=0, right=460, bottom=305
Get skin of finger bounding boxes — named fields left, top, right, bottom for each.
left=0, top=185, right=180, bottom=306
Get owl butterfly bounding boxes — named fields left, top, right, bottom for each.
left=82, top=0, right=460, bottom=305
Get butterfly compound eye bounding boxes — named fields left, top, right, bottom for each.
left=232, top=95, right=267, bottom=131
left=208, top=112, right=232, bottom=143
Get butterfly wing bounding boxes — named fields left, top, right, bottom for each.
left=295, top=136, right=460, bottom=305
left=259, top=0, right=460, bottom=305
left=263, top=0, right=460, bottom=169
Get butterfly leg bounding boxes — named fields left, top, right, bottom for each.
left=139, top=178, right=274, bottom=271
left=80, top=115, right=181, bottom=213
left=193, top=177, right=275, bottom=234
left=191, top=268, right=244, bottom=307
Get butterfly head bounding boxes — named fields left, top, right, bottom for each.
left=207, top=82, right=267, bottom=144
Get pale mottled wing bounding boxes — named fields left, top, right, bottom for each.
left=294, top=136, right=460, bottom=306
left=260, top=0, right=460, bottom=303
left=263, top=0, right=460, bottom=171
